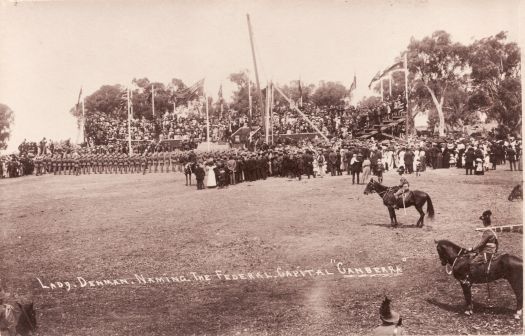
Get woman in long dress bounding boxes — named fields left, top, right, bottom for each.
left=397, top=149, right=405, bottom=170
left=313, top=154, right=320, bottom=177
left=361, top=157, right=371, bottom=184
left=205, top=161, right=217, bottom=188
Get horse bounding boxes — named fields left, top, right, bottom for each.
left=435, top=239, right=523, bottom=318
left=508, top=183, right=522, bottom=201
left=184, top=162, right=196, bottom=186
left=363, top=178, right=434, bottom=227
left=0, top=302, right=37, bottom=336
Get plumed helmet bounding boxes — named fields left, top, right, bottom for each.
left=379, top=296, right=400, bottom=324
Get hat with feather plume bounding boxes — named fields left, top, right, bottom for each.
left=379, top=296, right=400, bottom=323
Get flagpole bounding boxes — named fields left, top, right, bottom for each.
left=206, top=92, right=210, bottom=151
left=404, top=52, right=409, bottom=139
left=389, top=73, right=392, bottom=97
left=81, top=97, right=86, bottom=144
left=265, top=81, right=270, bottom=143
left=127, top=87, right=132, bottom=155
left=248, top=78, right=252, bottom=123
left=246, top=14, right=265, bottom=133
left=152, top=84, right=155, bottom=117
left=270, top=82, right=274, bottom=144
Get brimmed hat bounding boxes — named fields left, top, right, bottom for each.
left=380, top=297, right=400, bottom=324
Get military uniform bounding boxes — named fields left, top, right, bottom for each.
left=394, top=177, right=409, bottom=197
left=73, top=154, right=80, bottom=175
left=470, top=228, right=498, bottom=269
left=51, top=156, right=57, bottom=174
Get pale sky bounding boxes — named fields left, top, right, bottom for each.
left=0, top=0, right=521, bottom=151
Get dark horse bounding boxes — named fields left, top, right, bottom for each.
left=363, top=178, right=434, bottom=227
left=435, top=239, right=523, bottom=318
left=508, top=183, right=522, bottom=201
left=0, top=302, right=37, bottom=336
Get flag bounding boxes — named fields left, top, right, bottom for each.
left=173, top=78, right=205, bottom=102
left=76, top=87, right=83, bottom=109
left=369, top=58, right=406, bottom=90
left=117, top=87, right=130, bottom=113
left=368, top=71, right=382, bottom=89
left=218, top=84, right=223, bottom=103
left=380, top=61, right=404, bottom=78
left=349, top=74, right=357, bottom=92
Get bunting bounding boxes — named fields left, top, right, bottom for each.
left=349, top=74, right=357, bottom=92
left=368, top=71, right=382, bottom=89
left=172, top=78, right=205, bottom=102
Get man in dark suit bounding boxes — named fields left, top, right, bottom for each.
left=404, top=148, right=414, bottom=174
left=303, top=150, right=314, bottom=179
left=328, top=150, right=338, bottom=176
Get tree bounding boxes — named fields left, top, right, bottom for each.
left=467, top=31, right=521, bottom=134
left=82, top=84, right=127, bottom=119
left=311, top=81, right=348, bottom=107
left=407, top=30, right=469, bottom=136
left=0, top=103, right=14, bottom=150
left=357, top=96, right=381, bottom=110
left=272, top=81, right=315, bottom=107
left=229, top=69, right=262, bottom=125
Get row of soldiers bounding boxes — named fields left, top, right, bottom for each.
left=32, top=152, right=196, bottom=176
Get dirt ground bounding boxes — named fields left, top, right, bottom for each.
left=0, top=166, right=523, bottom=335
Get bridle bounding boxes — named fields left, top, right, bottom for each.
left=378, top=187, right=393, bottom=197
left=445, top=248, right=464, bottom=275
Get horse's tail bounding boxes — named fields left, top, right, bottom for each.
left=426, top=194, right=435, bottom=219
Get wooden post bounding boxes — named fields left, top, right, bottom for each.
left=81, top=97, right=86, bottom=144
left=152, top=84, right=155, bottom=117
left=206, top=92, right=210, bottom=151
left=404, top=52, right=410, bottom=139
left=127, top=88, right=132, bottom=155
left=271, top=82, right=274, bottom=144
left=248, top=78, right=252, bottom=126
left=380, top=79, right=384, bottom=101
left=265, top=81, right=270, bottom=143
left=247, top=14, right=265, bottom=132
left=274, top=85, right=330, bottom=142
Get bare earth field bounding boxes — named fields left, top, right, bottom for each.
left=0, top=167, right=523, bottom=335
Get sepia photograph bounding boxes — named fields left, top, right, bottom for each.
left=0, top=0, right=523, bottom=335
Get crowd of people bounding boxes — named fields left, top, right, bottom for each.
left=270, top=95, right=406, bottom=138
left=80, top=94, right=407, bottom=150
left=3, top=132, right=522, bottom=182
left=85, top=111, right=208, bottom=146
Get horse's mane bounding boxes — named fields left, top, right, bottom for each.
left=370, top=179, right=389, bottom=190
left=436, top=239, right=463, bottom=251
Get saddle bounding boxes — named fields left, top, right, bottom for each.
left=462, top=252, right=499, bottom=277
left=382, top=187, right=401, bottom=206
left=383, top=188, right=412, bottom=208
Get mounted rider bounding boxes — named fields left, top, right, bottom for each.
left=393, top=168, right=410, bottom=209
left=468, top=210, right=498, bottom=272
left=456, top=210, right=499, bottom=286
